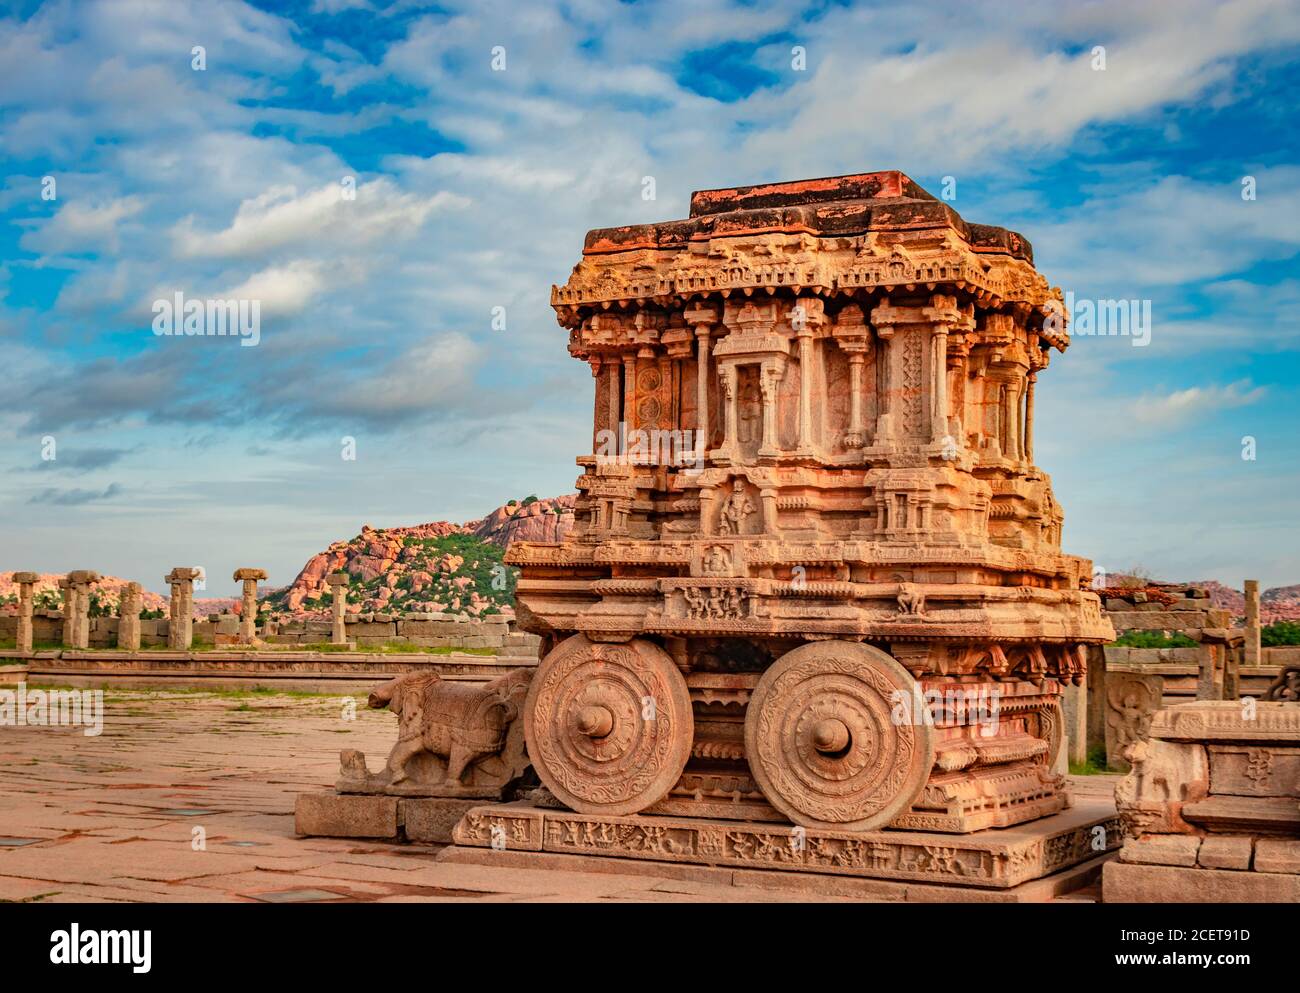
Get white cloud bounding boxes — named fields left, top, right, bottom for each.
left=171, top=179, right=465, bottom=260
left=20, top=197, right=144, bottom=254
left=1129, top=380, right=1267, bottom=428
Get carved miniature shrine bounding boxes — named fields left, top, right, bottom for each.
left=441, top=172, right=1116, bottom=889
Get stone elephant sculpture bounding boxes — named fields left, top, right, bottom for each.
left=368, top=668, right=533, bottom=787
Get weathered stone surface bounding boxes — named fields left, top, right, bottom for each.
left=1253, top=838, right=1300, bottom=874
left=1114, top=737, right=1209, bottom=835
left=1117, top=834, right=1200, bottom=867
left=401, top=798, right=482, bottom=844
left=1197, top=835, right=1253, bottom=870
left=1103, top=861, right=1300, bottom=902
left=293, top=793, right=397, bottom=838
left=449, top=798, right=1122, bottom=889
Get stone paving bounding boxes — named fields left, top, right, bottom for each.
left=0, top=685, right=1117, bottom=903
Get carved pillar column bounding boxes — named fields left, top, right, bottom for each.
left=165, top=568, right=197, bottom=650
left=796, top=329, right=815, bottom=453
left=233, top=568, right=267, bottom=644
left=607, top=359, right=621, bottom=440
left=695, top=327, right=712, bottom=441
left=327, top=572, right=349, bottom=645
left=1004, top=381, right=1021, bottom=460
left=845, top=352, right=866, bottom=448
left=931, top=326, right=950, bottom=443
left=117, top=582, right=142, bottom=651
left=1244, top=579, right=1261, bottom=669
left=719, top=365, right=738, bottom=456
left=759, top=362, right=783, bottom=458
left=59, top=577, right=76, bottom=647
left=74, top=579, right=91, bottom=649
left=1023, top=371, right=1036, bottom=463
left=14, top=572, right=38, bottom=654
left=871, top=323, right=895, bottom=450
left=622, top=353, right=636, bottom=432
left=589, top=357, right=603, bottom=449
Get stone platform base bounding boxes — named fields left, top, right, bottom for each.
left=1103, top=861, right=1300, bottom=902
left=295, top=793, right=482, bottom=844
left=437, top=843, right=1112, bottom=902
left=444, top=797, right=1121, bottom=893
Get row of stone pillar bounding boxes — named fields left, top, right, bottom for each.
left=9, top=567, right=276, bottom=653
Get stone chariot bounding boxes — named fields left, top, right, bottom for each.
left=455, top=172, right=1118, bottom=890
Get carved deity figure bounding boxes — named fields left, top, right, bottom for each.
left=718, top=478, right=755, bottom=536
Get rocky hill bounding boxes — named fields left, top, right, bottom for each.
left=1097, top=573, right=1300, bottom=623
left=266, top=494, right=576, bottom=618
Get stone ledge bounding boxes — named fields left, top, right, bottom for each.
left=294, top=793, right=397, bottom=839
left=1103, top=860, right=1300, bottom=902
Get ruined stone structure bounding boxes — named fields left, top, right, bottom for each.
left=326, top=572, right=349, bottom=644
left=1104, top=700, right=1300, bottom=901
left=165, top=567, right=200, bottom=650
left=13, top=572, right=38, bottom=654
left=59, top=571, right=100, bottom=649
left=450, top=172, right=1115, bottom=884
left=232, top=568, right=268, bottom=644
left=117, top=581, right=143, bottom=651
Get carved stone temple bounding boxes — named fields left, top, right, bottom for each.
left=443, top=172, right=1119, bottom=892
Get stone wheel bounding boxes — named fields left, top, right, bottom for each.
left=745, top=641, right=935, bottom=831
left=524, top=634, right=693, bottom=816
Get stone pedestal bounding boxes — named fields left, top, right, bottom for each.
left=232, top=567, right=268, bottom=644
left=13, top=572, right=39, bottom=654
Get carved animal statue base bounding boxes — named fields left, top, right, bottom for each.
left=337, top=668, right=534, bottom=800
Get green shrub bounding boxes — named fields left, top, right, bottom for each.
left=1262, top=620, right=1300, bottom=647
left=1111, top=630, right=1198, bottom=648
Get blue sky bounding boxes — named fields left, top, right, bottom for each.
left=1, top=0, right=1298, bottom=595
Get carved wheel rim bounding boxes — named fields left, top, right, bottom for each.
left=745, top=641, right=935, bottom=831
left=524, top=634, right=692, bottom=815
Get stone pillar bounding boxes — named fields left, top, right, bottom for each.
left=931, top=326, right=949, bottom=443
left=845, top=351, right=866, bottom=448
left=719, top=365, right=738, bottom=455
left=694, top=326, right=712, bottom=442
left=1004, top=381, right=1021, bottom=460
left=1063, top=679, right=1087, bottom=766
left=165, top=568, right=199, bottom=650
left=13, top=572, right=38, bottom=654
left=622, top=353, right=636, bottom=430
left=1244, top=579, right=1261, bottom=669
left=326, top=573, right=349, bottom=645
left=61, top=571, right=100, bottom=649
left=1023, top=371, right=1036, bottom=462
left=1197, top=644, right=1221, bottom=701
left=233, top=568, right=268, bottom=644
left=759, top=364, right=782, bottom=458
left=58, top=577, right=77, bottom=647
left=117, top=582, right=142, bottom=651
